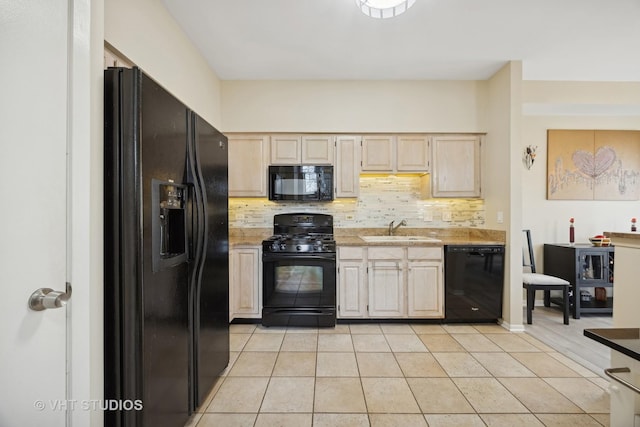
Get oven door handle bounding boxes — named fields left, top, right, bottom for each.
left=262, top=252, right=336, bottom=262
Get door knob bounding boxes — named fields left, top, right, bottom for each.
left=29, top=283, right=72, bottom=311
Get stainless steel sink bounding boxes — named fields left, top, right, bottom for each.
left=359, top=235, right=441, bottom=243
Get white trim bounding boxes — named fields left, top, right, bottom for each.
left=68, top=0, right=104, bottom=425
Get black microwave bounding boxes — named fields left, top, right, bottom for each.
left=268, top=165, right=333, bottom=201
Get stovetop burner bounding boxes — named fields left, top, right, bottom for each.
left=263, top=213, right=336, bottom=253
left=263, top=233, right=336, bottom=253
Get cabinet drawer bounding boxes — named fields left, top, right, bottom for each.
left=339, top=247, right=365, bottom=260
left=368, top=247, right=404, bottom=260
left=408, top=247, right=442, bottom=260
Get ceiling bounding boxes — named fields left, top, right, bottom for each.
left=161, top=0, right=640, bottom=82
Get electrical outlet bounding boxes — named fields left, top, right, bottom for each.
left=497, top=211, right=504, bottom=223
left=442, top=211, right=452, bottom=222
left=423, top=212, right=433, bottom=222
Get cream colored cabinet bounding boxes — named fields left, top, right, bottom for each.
left=430, top=135, right=481, bottom=197
left=397, top=134, right=430, bottom=172
left=270, top=134, right=301, bottom=164
left=337, top=247, right=367, bottom=318
left=271, top=134, right=334, bottom=165
left=335, top=135, right=361, bottom=198
left=361, top=135, right=395, bottom=171
left=406, top=247, right=443, bottom=318
left=361, top=134, right=430, bottom=173
left=337, top=245, right=443, bottom=320
left=228, top=134, right=270, bottom=197
left=229, top=246, right=262, bottom=320
left=302, top=135, right=334, bottom=164
left=367, top=247, right=405, bottom=318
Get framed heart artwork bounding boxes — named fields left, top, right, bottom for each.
left=547, top=129, right=640, bottom=200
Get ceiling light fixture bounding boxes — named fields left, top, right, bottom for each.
left=355, top=0, right=416, bottom=19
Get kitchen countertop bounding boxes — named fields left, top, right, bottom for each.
left=335, top=236, right=504, bottom=246
left=584, top=328, right=640, bottom=361
left=606, top=232, right=640, bottom=241
left=230, top=227, right=506, bottom=247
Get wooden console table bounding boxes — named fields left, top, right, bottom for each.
left=543, top=243, right=614, bottom=319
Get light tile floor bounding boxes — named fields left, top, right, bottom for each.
left=187, top=323, right=610, bottom=427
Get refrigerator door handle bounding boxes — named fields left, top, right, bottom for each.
left=187, top=116, right=208, bottom=281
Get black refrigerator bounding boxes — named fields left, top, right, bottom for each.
left=104, top=67, right=229, bottom=427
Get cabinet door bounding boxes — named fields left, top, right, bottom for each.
left=338, top=259, right=367, bottom=318
left=271, top=134, right=302, bottom=164
left=335, top=135, right=361, bottom=198
left=407, top=261, right=443, bottom=318
left=431, top=135, right=481, bottom=197
left=397, top=134, right=430, bottom=172
left=361, top=135, right=395, bottom=171
left=368, top=260, right=404, bottom=317
left=302, top=135, right=334, bottom=164
left=230, top=247, right=262, bottom=319
left=228, top=135, right=270, bottom=197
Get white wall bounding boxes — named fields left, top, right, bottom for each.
left=485, top=61, right=524, bottom=330
left=522, top=81, right=640, bottom=270
left=104, top=0, right=222, bottom=127
left=221, top=80, right=486, bottom=133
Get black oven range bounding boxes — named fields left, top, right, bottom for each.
left=262, top=213, right=336, bottom=327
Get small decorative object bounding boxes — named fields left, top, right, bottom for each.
left=595, top=287, right=607, bottom=302
left=580, top=290, right=593, bottom=303
left=589, top=235, right=611, bottom=247
left=632, top=217, right=637, bottom=232
left=524, top=145, right=537, bottom=170
left=569, top=217, right=575, bottom=244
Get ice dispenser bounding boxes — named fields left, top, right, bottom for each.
left=152, top=179, right=188, bottom=271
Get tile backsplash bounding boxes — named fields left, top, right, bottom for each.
left=229, top=175, right=485, bottom=228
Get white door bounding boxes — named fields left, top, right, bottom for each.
left=0, top=0, right=83, bottom=424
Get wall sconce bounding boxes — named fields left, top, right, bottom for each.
left=524, top=145, right=537, bottom=170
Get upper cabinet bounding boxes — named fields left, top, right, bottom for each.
left=397, top=135, right=430, bottom=172
left=226, top=132, right=482, bottom=199
left=335, top=135, right=361, bottom=198
left=271, top=134, right=334, bottom=165
left=430, top=135, right=481, bottom=198
left=361, top=135, right=395, bottom=171
left=302, top=135, right=334, bottom=164
left=228, top=134, right=270, bottom=197
left=361, top=134, right=430, bottom=173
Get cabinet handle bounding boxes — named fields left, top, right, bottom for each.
left=605, top=367, right=640, bottom=394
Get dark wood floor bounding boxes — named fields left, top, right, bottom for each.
left=523, top=305, right=613, bottom=377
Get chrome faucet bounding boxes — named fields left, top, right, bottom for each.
left=388, top=219, right=407, bottom=236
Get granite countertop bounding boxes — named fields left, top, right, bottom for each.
left=230, top=227, right=506, bottom=247
left=584, top=328, right=640, bottom=362
left=335, top=236, right=504, bottom=246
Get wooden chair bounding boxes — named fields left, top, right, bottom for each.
left=522, top=229, right=570, bottom=325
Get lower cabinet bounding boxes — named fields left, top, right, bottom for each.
left=407, top=248, right=444, bottom=318
left=338, top=245, right=443, bottom=319
left=368, top=247, right=405, bottom=318
left=229, top=245, right=262, bottom=321
left=337, top=247, right=367, bottom=318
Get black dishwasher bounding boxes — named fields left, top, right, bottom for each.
left=445, top=245, right=505, bottom=322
